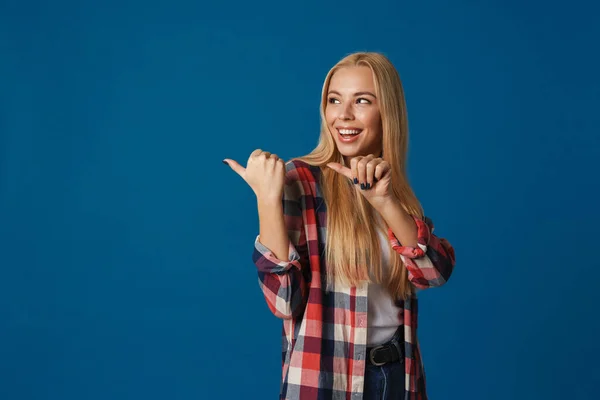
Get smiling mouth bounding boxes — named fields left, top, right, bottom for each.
left=337, top=128, right=363, bottom=138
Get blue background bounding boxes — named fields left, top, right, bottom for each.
left=1, top=0, right=599, bottom=399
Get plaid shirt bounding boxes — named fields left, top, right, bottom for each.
left=252, top=160, right=456, bottom=400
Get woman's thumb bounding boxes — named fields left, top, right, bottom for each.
left=223, top=159, right=245, bottom=177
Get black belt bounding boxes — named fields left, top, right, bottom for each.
left=366, top=327, right=404, bottom=366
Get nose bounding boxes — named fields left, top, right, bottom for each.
left=338, top=102, right=354, bottom=121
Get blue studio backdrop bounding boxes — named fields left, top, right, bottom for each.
left=1, top=0, right=599, bottom=399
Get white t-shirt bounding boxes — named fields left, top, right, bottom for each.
left=366, top=227, right=404, bottom=346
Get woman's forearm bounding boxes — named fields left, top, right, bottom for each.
left=257, top=198, right=290, bottom=261
left=376, top=197, right=418, bottom=248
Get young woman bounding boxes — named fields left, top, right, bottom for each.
left=224, top=52, right=455, bottom=400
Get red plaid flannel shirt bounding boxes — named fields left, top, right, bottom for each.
left=252, top=159, right=456, bottom=400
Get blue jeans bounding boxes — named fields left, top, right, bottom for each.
left=363, top=360, right=405, bottom=400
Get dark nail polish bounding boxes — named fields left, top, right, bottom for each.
left=222, top=160, right=228, bottom=165
left=366, top=183, right=371, bottom=189
left=373, top=177, right=378, bottom=183
left=353, top=178, right=358, bottom=184
left=360, top=183, right=365, bottom=190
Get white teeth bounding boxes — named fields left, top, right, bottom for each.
left=339, top=129, right=361, bottom=135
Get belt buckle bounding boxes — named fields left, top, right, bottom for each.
left=369, top=345, right=386, bottom=366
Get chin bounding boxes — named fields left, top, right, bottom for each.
left=337, top=145, right=369, bottom=157
left=335, top=147, right=357, bottom=158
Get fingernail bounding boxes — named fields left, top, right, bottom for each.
left=360, top=183, right=365, bottom=190
left=222, top=160, right=228, bottom=165
left=366, top=183, right=371, bottom=189
left=353, top=178, right=358, bottom=184
left=373, top=177, right=378, bottom=183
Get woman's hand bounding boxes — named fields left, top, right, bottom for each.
left=327, top=154, right=395, bottom=209
left=224, top=149, right=285, bottom=203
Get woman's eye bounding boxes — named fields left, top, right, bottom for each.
left=357, top=98, right=371, bottom=104
left=328, top=97, right=340, bottom=104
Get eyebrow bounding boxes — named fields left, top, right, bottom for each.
left=328, top=90, right=377, bottom=98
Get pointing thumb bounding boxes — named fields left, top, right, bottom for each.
left=223, top=159, right=245, bottom=177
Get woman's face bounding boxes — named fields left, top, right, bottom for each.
left=325, top=66, right=383, bottom=163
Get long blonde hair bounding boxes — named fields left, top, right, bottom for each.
left=295, top=52, right=423, bottom=300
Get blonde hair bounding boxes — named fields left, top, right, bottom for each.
left=294, top=52, right=423, bottom=300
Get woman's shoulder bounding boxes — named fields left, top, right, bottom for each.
left=283, top=159, right=326, bottom=212
left=285, top=159, right=323, bottom=182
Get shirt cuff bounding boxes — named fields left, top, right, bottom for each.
left=254, top=235, right=302, bottom=273
left=387, top=216, right=432, bottom=259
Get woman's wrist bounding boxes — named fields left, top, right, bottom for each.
left=257, top=194, right=282, bottom=208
